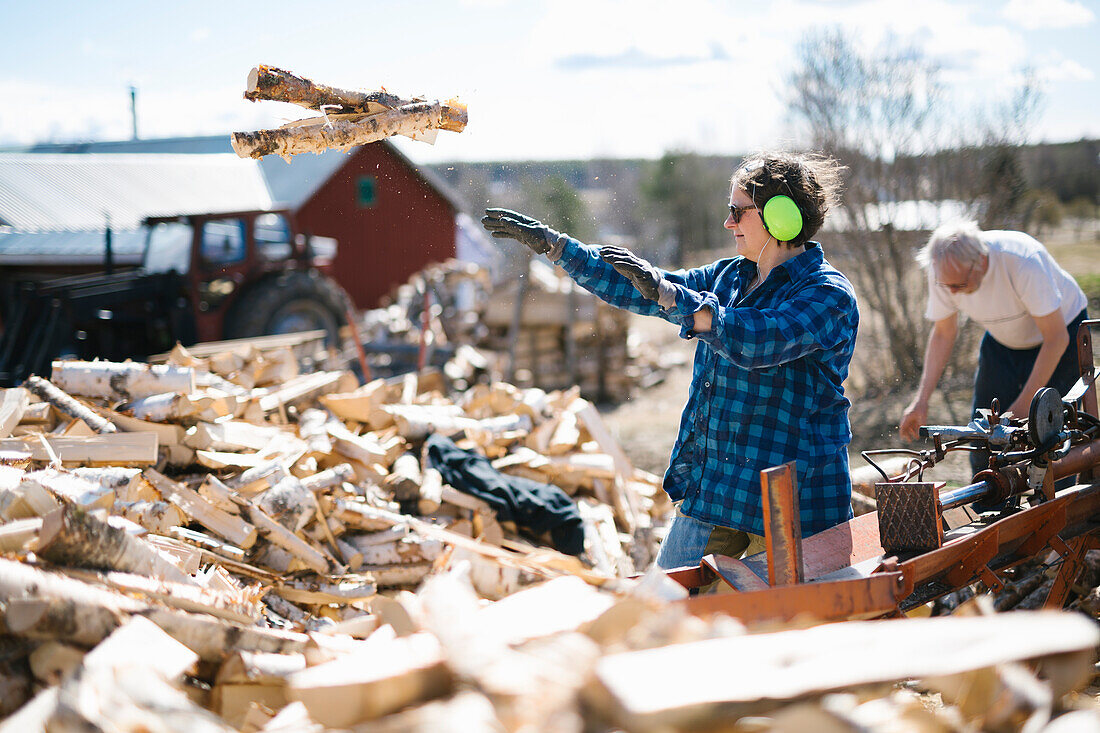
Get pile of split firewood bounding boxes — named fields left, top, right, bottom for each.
left=348, top=258, right=667, bottom=402
left=1, top=348, right=1099, bottom=731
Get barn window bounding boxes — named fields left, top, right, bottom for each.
left=357, top=176, right=377, bottom=208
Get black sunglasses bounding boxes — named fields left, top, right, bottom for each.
left=728, top=203, right=759, bottom=224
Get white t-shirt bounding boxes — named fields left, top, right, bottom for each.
left=925, top=230, right=1087, bottom=349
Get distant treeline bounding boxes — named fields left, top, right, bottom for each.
left=432, top=139, right=1099, bottom=217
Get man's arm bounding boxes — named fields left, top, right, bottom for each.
left=900, top=315, right=958, bottom=442
left=1005, top=310, right=1070, bottom=417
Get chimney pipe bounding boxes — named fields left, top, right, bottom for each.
left=129, top=86, right=138, bottom=141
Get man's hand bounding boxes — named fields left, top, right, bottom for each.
left=481, top=208, right=556, bottom=255
left=1005, top=397, right=1028, bottom=420
left=598, top=245, right=663, bottom=302
left=899, top=401, right=928, bottom=442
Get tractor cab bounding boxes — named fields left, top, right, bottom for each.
left=0, top=209, right=349, bottom=386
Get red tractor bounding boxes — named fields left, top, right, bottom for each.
left=0, top=209, right=353, bottom=385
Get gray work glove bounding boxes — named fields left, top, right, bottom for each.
left=482, top=208, right=560, bottom=256
left=599, top=245, right=663, bottom=303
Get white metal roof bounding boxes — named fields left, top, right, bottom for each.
left=0, top=153, right=274, bottom=231
left=11, top=135, right=464, bottom=212
left=0, top=227, right=147, bottom=265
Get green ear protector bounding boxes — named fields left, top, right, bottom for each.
left=761, top=194, right=804, bottom=242
left=742, top=160, right=805, bottom=242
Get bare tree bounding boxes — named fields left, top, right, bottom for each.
left=786, top=29, right=1045, bottom=391
left=787, top=29, right=944, bottom=387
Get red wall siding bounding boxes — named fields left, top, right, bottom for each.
left=295, top=145, right=456, bottom=309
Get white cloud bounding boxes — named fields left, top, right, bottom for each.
left=1037, top=56, right=1094, bottom=82
left=0, top=79, right=276, bottom=148
left=3, top=1, right=1098, bottom=160
left=1003, top=0, right=1095, bottom=29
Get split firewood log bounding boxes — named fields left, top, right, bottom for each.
left=0, top=432, right=159, bottom=467
left=144, top=469, right=257, bottom=549
left=286, top=630, right=455, bottom=727
left=231, top=65, right=467, bottom=161
left=24, top=376, right=117, bottom=434
left=0, top=557, right=309, bottom=662
left=0, top=388, right=30, bottom=439
left=50, top=360, right=196, bottom=402
left=30, top=504, right=195, bottom=584
left=383, top=452, right=423, bottom=503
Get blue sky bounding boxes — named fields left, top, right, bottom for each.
left=1, top=0, right=1096, bottom=163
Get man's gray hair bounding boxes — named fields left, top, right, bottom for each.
left=916, top=221, right=988, bottom=270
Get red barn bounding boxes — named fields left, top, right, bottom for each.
left=11, top=135, right=466, bottom=309
left=293, top=141, right=459, bottom=308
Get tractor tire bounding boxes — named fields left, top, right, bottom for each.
left=223, top=270, right=353, bottom=345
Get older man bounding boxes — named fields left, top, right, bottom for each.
left=900, top=222, right=1088, bottom=475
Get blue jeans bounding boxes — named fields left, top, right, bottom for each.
left=654, top=509, right=766, bottom=570
left=970, top=308, right=1088, bottom=477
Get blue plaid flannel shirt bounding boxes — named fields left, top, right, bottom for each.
left=553, top=236, right=858, bottom=536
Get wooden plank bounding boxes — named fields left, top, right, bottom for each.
left=0, top=517, right=43, bottom=552
left=287, top=631, right=454, bottom=727
left=585, top=612, right=1100, bottom=732
left=144, top=469, right=257, bottom=549
left=212, top=683, right=289, bottom=730
left=573, top=400, right=639, bottom=532
left=473, top=575, right=616, bottom=646
left=257, top=371, right=352, bottom=413
left=195, top=449, right=270, bottom=470
left=0, top=433, right=158, bottom=466
left=319, top=379, right=393, bottom=423
left=148, top=329, right=327, bottom=362
left=16, top=402, right=52, bottom=425
left=82, top=615, right=199, bottom=680
left=760, top=462, right=804, bottom=586
left=439, top=485, right=493, bottom=514
left=184, top=420, right=286, bottom=452
left=244, top=505, right=330, bottom=575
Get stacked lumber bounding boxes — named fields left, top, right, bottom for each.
left=347, top=259, right=493, bottom=384
left=346, top=257, right=664, bottom=402
left=483, top=260, right=636, bottom=402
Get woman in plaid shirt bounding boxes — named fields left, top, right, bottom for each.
left=483, top=151, right=857, bottom=571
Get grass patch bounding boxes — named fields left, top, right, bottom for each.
left=1075, top=272, right=1100, bottom=312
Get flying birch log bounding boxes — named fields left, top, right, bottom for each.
left=242, top=64, right=463, bottom=121
left=231, top=65, right=467, bottom=161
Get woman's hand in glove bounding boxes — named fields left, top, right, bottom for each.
left=599, top=245, right=664, bottom=303
left=481, top=208, right=559, bottom=255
